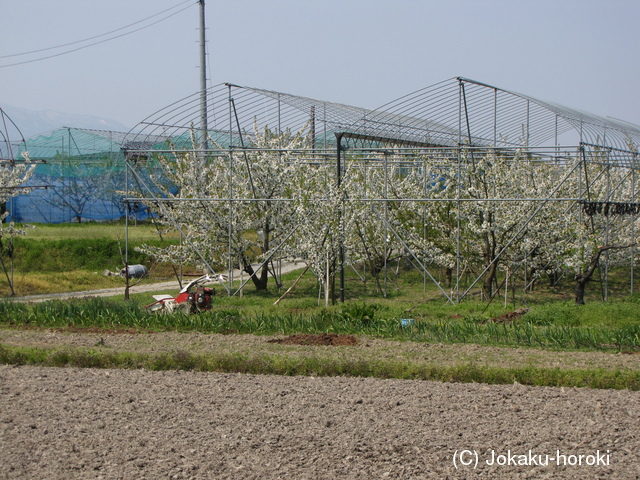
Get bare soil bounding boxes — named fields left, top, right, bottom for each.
left=2, top=328, right=640, bottom=372
left=489, top=308, right=530, bottom=324
left=268, top=333, right=358, bottom=346
left=2, top=366, right=639, bottom=480
left=1, top=330, right=640, bottom=479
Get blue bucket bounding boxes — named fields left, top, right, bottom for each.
left=400, top=318, right=415, bottom=327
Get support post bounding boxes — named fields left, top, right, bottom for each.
left=123, top=148, right=130, bottom=300
left=632, top=153, right=637, bottom=295
left=198, top=0, right=208, bottom=152
left=336, top=133, right=345, bottom=302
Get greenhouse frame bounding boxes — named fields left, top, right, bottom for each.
left=7, top=128, right=132, bottom=223
left=118, top=78, right=640, bottom=303
left=9, top=77, right=640, bottom=302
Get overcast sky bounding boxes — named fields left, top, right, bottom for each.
left=2, top=0, right=639, bottom=130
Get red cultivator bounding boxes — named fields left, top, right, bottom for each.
left=145, top=274, right=227, bottom=314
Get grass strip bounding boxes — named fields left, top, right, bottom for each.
left=2, top=297, right=640, bottom=352
left=1, top=343, right=638, bottom=391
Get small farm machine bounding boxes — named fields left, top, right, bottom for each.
left=145, top=274, right=226, bottom=314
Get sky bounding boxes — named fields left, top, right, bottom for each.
left=2, top=0, right=639, bottom=131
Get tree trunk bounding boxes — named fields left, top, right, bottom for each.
left=574, top=278, right=587, bottom=305
left=243, top=262, right=269, bottom=291
left=258, top=263, right=269, bottom=290
left=483, top=261, right=498, bottom=298
left=0, top=238, right=16, bottom=296
left=241, top=219, right=272, bottom=292
left=482, top=230, right=498, bottom=298
left=526, top=268, right=536, bottom=292
left=574, top=243, right=635, bottom=305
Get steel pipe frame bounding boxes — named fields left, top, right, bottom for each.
left=123, top=75, right=640, bottom=302
left=124, top=143, right=638, bottom=303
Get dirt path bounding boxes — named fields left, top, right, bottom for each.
left=10, top=279, right=182, bottom=303
left=11, top=260, right=307, bottom=303
left=1, top=365, right=638, bottom=479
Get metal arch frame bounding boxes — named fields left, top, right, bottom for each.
left=121, top=78, right=640, bottom=302
left=123, top=144, right=639, bottom=303
left=125, top=77, right=640, bottom=166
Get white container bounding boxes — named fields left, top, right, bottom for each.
left=120, top=264, right=148, bottom=279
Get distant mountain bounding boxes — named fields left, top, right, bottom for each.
left=0, top=104, right=131, bottom=140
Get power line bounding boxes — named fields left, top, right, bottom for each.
left=0, top=0, right=195, bottom=69
left=0, top=0, right=193, bottom=60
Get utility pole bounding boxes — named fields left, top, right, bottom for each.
left=336, top=133, right=345, bottom=303
left=198, top=0, right=209, bottom=152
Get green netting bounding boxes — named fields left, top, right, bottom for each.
left=8, top=127, right=148, bottom=223
left=20, top=128, right=127, bottom=177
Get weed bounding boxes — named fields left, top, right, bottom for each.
left=1, top=343, right=638, bottom=390
left=2, top=296, right=640, bottom=352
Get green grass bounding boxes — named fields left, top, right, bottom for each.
left=1, top=230, right=639, bottom=353
left=1, top=295, right=639, bottom=352
left=1, top=273, right=638, bottom=389
left=523, top=299, right=640, bottom=328
left=12, top=238, right=151, bottom=272
left=1, top=342, right=638, bottom=390
left=10, top=221, right=178, bottom=274
left=14, top=221, right=178, bottom=243
left=4, top=220, right=637, bottom=306
left=1, top=221, right=187, bottom=295
left=1, top=221, right=639, bottom=391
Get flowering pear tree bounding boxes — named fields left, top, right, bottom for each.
left=135, top=133, right=249, bottom=284
left=233, top=122, right=310, bottom=290
left=276, top=153, right=351, bottom=304
left=344, top=153, right=457, bottom=294
left=341, top=155, right=409, bottom=294
left=560, top=156, right=639, bottom=304
left=137, top=125, right=311, bottom=291
left=399, top=149, right=582, bottom=299
left=0, top=152, right=35, bottom=295
left=135, top=122, right=638, bottom=305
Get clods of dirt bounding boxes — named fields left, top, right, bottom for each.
left=51, top=326, right=152, bottom=335
left=4, top=324, right=153, bottom=335
left=488, top=308, right=530, bottom=324
left=268, top=333, right=357, bottom=346
left=2, top=366, right=639, bottom=479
